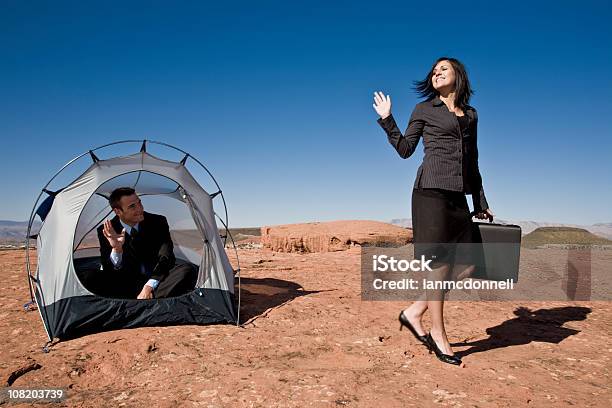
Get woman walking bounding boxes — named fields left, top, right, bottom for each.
left=373, top=57, right=494, bottom=366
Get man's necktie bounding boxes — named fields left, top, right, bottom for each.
left=129, top=228, right=148, bottom=277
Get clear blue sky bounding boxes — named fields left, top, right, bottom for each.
left=1, top=0, right=611, bottom=227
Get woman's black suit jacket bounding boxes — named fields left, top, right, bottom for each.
left=377, top=96, right=489, bottom=212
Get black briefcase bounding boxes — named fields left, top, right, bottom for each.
left=470, top=222, right=522, bottom=282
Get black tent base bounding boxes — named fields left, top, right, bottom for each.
left=39, top=288, right=237, bottom=340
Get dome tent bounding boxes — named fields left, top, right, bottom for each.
left=26, top=140, right=240, bottom=341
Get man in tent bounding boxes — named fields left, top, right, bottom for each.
left=96, top=187, right=198, bottom=299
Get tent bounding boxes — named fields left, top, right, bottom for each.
left=25, top=140, right=240, bottom=341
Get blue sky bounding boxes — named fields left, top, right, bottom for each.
left=1, top=0, right=611, bottom=227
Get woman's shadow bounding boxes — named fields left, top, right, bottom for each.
left=454, top=306, right=591, bottom=358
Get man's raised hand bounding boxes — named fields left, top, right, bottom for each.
left=103, top=220, right=125, bottom=251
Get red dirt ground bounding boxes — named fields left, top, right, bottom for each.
left=0, top=248, right=610, bottom=407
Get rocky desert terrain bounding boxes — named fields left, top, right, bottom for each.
left=0, top=221, right=610, bottom=407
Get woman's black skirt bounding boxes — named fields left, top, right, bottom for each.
left=411, top=188, right=475, bottom=266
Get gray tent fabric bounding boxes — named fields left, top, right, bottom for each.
left=31, top=150, right=237, bottom=340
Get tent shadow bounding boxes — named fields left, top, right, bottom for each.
left=237, top=277, right=322, bottom=322
left=453, top=306, right=591, bottom=358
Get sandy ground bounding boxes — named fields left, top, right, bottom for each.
left=0, top=248, right=610, bottom=407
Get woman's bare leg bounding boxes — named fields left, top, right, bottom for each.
left=401, top=264, right=472, bottom=347
left=402, top=293, right=428, bottom=336
left=452, top=263, right=476, bottom=281
left=427, top=263, right=455, bottom=355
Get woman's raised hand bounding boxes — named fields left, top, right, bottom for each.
left=373, top=91, right=392, bottom=119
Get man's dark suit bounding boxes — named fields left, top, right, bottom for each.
left=96, top=211, right=197, bottom=299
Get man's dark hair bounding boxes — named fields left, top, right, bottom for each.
left=109, top=187, right=136, bottom=210
left=413, top=57, right=474, bottom=109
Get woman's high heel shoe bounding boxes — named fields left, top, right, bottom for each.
left=398, top=311, right=429, bottom=347
left=425, top=333, right=462, bottom=366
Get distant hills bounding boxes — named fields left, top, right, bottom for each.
left=522, top=227, right=612, bottom=248
left=389, top=218, right=612, bottom=240
left=0, top=220, right=40, bottom=243
left=3, top=218, right=612, bottom=247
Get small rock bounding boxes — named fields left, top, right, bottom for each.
left=113, top=391, right=129, bottom=401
